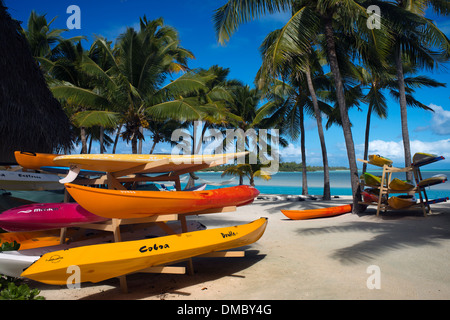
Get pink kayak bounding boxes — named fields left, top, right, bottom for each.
left=0, top=203, right=108, bottom=232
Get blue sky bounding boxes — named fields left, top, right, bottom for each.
left=5, top=0, right=450, bottom=168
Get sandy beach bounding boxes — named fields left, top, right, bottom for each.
left=21, top=194, right=450, bottom=301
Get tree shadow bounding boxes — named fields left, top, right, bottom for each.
left=295, top=211, right=450, bottom=265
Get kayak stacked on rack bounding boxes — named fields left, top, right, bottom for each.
left=357, top=152, right=448, bottom=213
left=0, top=151, right=267, bottom=286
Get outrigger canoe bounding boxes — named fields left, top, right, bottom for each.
left=21, top=218, right=268, bottom=285
left=281, top=204, right=352, bottom=220
left=0, top=203, right=107, bottom=232
left=64, top=183, right=260, bottom=219
left=368, top=154, right=393, bottom=167
left=14, top=151, right=59, bottom=170
left=387, top=195, right=416, bottom=209
left=389, top=178, right=415, bottom=191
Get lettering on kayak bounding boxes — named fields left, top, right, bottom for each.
left=17, top=173, right=43, bottom=179
left=18, top=207, right=60, bottom=214
left=221, top=231, right=237, bottom=238
left=46, top=255, right=63, bottom=263
left=139, top=243, right=170, bottom=253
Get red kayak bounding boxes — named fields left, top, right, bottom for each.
left=0, top=203, right=108, bottom=232
left=281, top=204, right=352, bottom=220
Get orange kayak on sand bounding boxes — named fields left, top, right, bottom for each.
left=64, top=183, right=260, bottom=219
left=281, top=204, right=352, bottom=220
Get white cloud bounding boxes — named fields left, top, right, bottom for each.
left=428, top=104, right=450, bottom=135
left=367, top=138, right=450, bottom=161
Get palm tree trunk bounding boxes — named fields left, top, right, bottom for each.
left=300, top=105, right=308, bottom=195
left=99, top=126, right=104, bottom=154
left=324, top=18, right=361, bottom=212
left=363, top=104, right=373, bottom=175
left=80, top=126, right=87, bottom=154
left=149, top=140, right=157, bottom=154
left=305, top=65, right=330, bottom=200
left=138, top=126, right=143, bottom=154
left=395, top=45, right=413, bottom=181
left=112, top=124, right=122, bottom=154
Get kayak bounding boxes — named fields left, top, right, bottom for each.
left=362, top=190, right=379, bottom=203
left=418, top=174, right=447, bottom=188
left=368, top=154, right=393, bottom=167
left=0, top=221, right=207, bottom=278
left=281, top=204, right=352, bottom=220
left=53, top=152, right=247, bottom=175
left=14, top=151, right=59, bottom=170
left=20, top=218, right=268, bottom=285
left=362, top=172, right=382, bottom=187
left=0, top=218, right=207, bottom=251
left=389, top=178, right=415, bottom=191
left=387, top=195, right=416, bottom=209
left=64, top=183, right=260, bottom=219
left=0, top=170, right=63, bottom=191
left=0, top=203, right=107, bottom=232
left=412, top=152, right=445, bottom=167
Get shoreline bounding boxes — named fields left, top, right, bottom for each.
left=23, top=194, right=450, bottom=300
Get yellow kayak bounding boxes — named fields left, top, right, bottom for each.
left=21, top=218, right=268, bottom=285
left=368, top=154, right=393, bottom=167
left=389, top=178, right=415, bottom=191
left=388, top=195, right=416, bottom=209
left=53, top=152, right=247, bottom=174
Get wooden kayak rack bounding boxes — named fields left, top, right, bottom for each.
left=357, top=156, right=445, bottom=217
left=59, top=159, right=245, bottom=294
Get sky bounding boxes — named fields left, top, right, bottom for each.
left=4, top=0, right=450, bottom=168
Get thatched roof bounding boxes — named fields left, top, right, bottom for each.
left=0, top=2, right=73, bottom=164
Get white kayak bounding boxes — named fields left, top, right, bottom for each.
left=0, top=170, right=63, bottom=191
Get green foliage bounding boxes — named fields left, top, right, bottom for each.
left=0, top=283, right=45, bottom=300
left=0, top=241, right=45, bottom=300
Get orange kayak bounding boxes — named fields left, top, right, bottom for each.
left=14, top=151, right=59, bottom=170
left=64, top=183, right=260, bottom=219
left=281, top=204, right=352, bottom=220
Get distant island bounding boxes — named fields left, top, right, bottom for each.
left=202, top=161, right=348, bottom=172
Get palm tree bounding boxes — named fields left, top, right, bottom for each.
left=257, top=25, right=333, bottom=199
left=22, top=10, right=84, bottom=58
left=359, top=63, right=446, bottom=174
left=213, top=0, right=384, bottom=211
left=376, top=0, right=449, bottom=179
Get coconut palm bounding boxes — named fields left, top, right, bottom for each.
left=22, top=10, right=85, bottom=59
left=257, top=25, right=333, bottom=199
left=213, top=0, right=388, bottom=212
left=374, top=0, right=449, bottom=179
left=358, top=62, right=446, bottom=174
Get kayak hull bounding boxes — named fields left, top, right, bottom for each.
left=363, top=172, right=382, bottom=187
left=65, top=183, right=260, bottom=219
left=53, top=153, right=247, bottom=174
left=281, top=204, right=352, bottom=220
left=387, top=196, right=416, bottom=209
left=0, top=203, right=107, bottom=232
left=418, top=174, right=447, bottom=188
left=21, top=218, right=268, bottom=285
left=0, top=170, right=63, bottom=191
left=389, top=178, right=415, bottom=191
left=14, top=151, right=59, bottom=170
left=368, top=154, right=393, bottom=167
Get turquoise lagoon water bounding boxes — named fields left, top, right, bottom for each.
left=6, top=169, right=449, bottom=203
left=190, top=170, right=450, bottom=200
